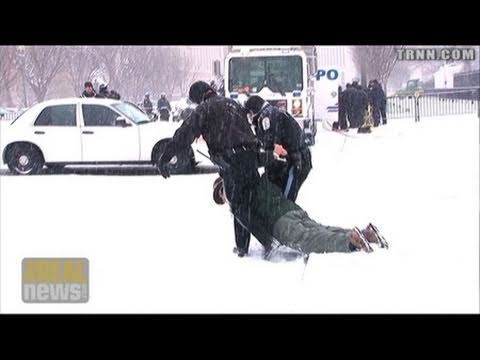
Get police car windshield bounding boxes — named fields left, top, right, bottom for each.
left=229, top=56, right=303, bottom=93
left=112, top=102, right=151, bottom=124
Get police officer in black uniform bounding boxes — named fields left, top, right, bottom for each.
left=157, top=81, right=262, bottom=257
left=337, top=85, right=349, bottom=130
left=374, top=80, right=387, bottom=125
left=157, top=93, right=171, bottom=111
left=244, top=95, right=312, bottom=203
left=351, top=81, right=368, bottom=128
left=343, top=83, right=355, bottom=127
left=143, top=92, right=153, bottom=115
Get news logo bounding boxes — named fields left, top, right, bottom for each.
left=397, top=48, right=476, bottom=61
left=22, top=258, right=89, bottom=303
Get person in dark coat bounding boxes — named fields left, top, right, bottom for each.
left=337, top=85, right=349, bottom=130
left=81, top=81, right=98, bottom=98
left=108, top=89, right=121, bottom=100
left=368, top=80, right=387, bottom=127
left=377, top=81, right=388, bottom=125
left=157, top=81, right=262, bottom=257
left=157, top=93, right=171, bottom=120
left=368, top=80, right=380, bottom=126
left=342, top=83, right=355, bottom=128
left=143, top=92, right=153, bottom=115
left=157, top=93, right=171, bottom=111
left=351, top=82, right=368, bottom=128
left=97, top=83, right=121, bottom=99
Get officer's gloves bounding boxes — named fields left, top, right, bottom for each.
left=289, top=151, right=302, bottom=172
left=158, top=160, right=171, bottom=179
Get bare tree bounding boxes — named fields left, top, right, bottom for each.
left=5, top=45, right=225, bottom=106
left=159, top=47, right=185, bottom=96
left=352, top=46, right=404, bottom=92
left=91, top=46, right=133, bottom=92
left=144, top=47, right=167, bottom=100
left=15, top=46, right=66, bottom=103
left=119, top=46, right=156, bottom=101
left=173, top=47, right=201, bottom=97
left=64, top=46, right=100, bottom=95
left=143, top=47, right=176, bottom=101
left=144, top=46, right=202, bottom=100
left=0, top=46, right=18, bottom=106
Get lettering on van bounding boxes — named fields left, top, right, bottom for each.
left=315, top=69, right=339, bottom=81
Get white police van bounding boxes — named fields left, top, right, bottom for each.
left=224, top=46, right=318, bottom=145
left=223, top=46, right=362, bottom=142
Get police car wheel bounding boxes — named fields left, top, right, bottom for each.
left=7, top=145, right=44, bottom=175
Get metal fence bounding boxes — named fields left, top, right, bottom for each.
left=387, top=91, right=479, bottom=119
left=0, top=111, right=24, bottom=122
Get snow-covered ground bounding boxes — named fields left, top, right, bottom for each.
left=1, top=114, right=478, bottom=313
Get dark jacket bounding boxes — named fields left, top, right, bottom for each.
left=81, top=90, right=97, bottom=98
left=367, top=86, right=374, bottom=106
left=352, top=87, right=369, bottom=113
left=157, top=98, right=171, bottom=111
left=252, top=104, right=308, bottom=154
left=98, top=89, right=121, bottom=100
left=143, top=98, right=153, bottom=112
left=250, top=174, right=300, bottom=237
left=370, top=84, right=385, bottom=108
left=161, top=94, right=259, bottom=162
left=108, top=90, right=121, bottom=100
left=342, top=87, right=355, bottom=114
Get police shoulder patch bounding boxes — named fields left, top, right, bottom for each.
left=262, top=117, right=270, bottom=130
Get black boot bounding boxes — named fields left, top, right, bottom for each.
left=234, top=218, right=250, bottom=257
left=233, top=247, right=248, bottom=257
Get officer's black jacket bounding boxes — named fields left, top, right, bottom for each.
left=161, top=95, right=258, bottom=162
left=252, top=104, right=307, bottom=154
left=370, top=85, right=386, bottom=107
left=143, top=98, right=153, bottom=107
left=157, top=98, right=171, bottom=111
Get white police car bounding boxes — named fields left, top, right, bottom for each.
left=0, top=98, right=210, bottom=175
